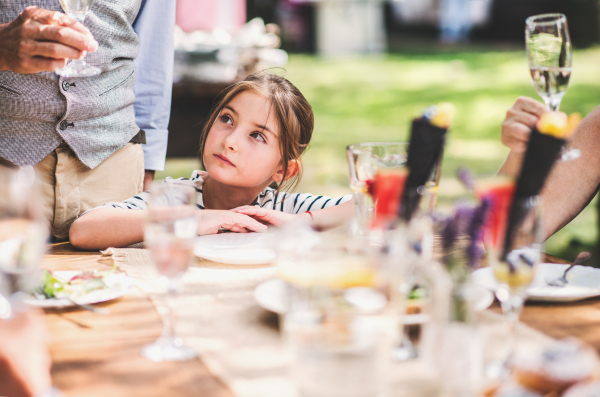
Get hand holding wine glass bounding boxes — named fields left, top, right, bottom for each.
left=0, top=6, right=97, bottom=74
left=526, top=13, right=572, bottom=112
left=55, top=0, right=101, bottom=77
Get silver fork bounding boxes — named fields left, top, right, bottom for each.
left=67, top=298, right=111, bottom=315
left=546, top=251, right=591, bottom=287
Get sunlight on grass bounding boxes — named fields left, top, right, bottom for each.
left=163, top=47, right=600, bottom=260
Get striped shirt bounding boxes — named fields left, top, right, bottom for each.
left=95, top=170, right=352, bottom=213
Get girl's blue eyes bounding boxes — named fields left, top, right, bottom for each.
left=220, top=114, right=267, bottom=143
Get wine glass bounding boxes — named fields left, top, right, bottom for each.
left=526, top=14, right=578, bottom=161
left=487, top=196, right=543, bottom=376
left=526, top=13, right=572, bottom=112
left=141, top=181, right=198, bottom=362
left=55, top=0, right=101, bottom=77
left=0, top=167, right=49, bottom=319
left=346, top=142, right=408, bottom=236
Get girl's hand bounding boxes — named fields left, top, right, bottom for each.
left=197, top=210, right=268, bottom=235
left=230, top=206, right=308, bottom=227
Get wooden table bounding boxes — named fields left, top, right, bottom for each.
left=44, top=245, right=600, bottom=396
left=44, top=243, right=234, bottom=397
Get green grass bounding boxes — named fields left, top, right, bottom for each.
left=160, top=47, right=600, bottom=261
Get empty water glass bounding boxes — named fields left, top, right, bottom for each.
left=142, top=181, right=198, bottom=362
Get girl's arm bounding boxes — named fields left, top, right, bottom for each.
left=70, top=208, right=269, bottom=250
left=69, top=208, right=146, bottom=250
left=231, top=199, right=355, bottom=230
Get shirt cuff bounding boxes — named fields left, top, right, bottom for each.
left=142, top=128, right=168, bottom=171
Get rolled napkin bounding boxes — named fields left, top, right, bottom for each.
left=400, top=103, right=454, bottom=220
left=502, top=112, right=580, bottom=257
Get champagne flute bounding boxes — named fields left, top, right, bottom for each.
left=141, top=181, right=198, bottom=362
left=55, top=0, right=101, bottom=77
left=526, top=14, right=578, bottom=161
left=488, top=196, right=543, bottom=376
left=526, top=13, right=572, bottom=112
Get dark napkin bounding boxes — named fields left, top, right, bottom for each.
left=502, top=128, right=565, bottom=257
left=399, top=118, right=448, bottom=220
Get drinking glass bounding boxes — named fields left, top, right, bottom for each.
left=487, top=196, right=543, bottom=374
left=0, top=167, right=48, bottom=319
left=278, top=225, right=398, bottom=397
left=142, top=181, right=198, bottom=362
left=346, top=142, right=408, bottom=236
left=55, top=0, right=101, bottom=77
left=526, top=13, right=572, bottom=112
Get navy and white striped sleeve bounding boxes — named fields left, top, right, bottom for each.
left=273, top=193, right=352, bottom=214
left=102, top=191, right=151, bottom=210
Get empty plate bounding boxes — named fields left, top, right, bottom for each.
left=194, top=233, right=276, bottom=265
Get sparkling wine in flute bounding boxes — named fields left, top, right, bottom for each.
left=530, top=66, right=572, bottom=111
left=525, top=13, right=572, bottom=112
left=55, top=0, right=100, bottom=77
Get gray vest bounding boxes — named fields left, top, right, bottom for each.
left=0, top=0, right=142, bottom=169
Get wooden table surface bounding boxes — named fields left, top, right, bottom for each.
left=43, top=245, right=600, bottom=396
left=44, top=243, right=234, bottom=397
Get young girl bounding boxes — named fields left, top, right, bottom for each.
left=69, top=72, right=353, bottom=250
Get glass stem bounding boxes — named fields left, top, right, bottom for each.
left=163, top=280, right=178, bottom=339
left=66, top=13, right=87, bottom=65
left=500, top=294, right=524, bottom=367
left=544, top=95, right=562, bottom=112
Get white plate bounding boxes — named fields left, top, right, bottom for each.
left=472, top=263, right=600, bottom=302
left=25, top=271, right=135, bottom=308
left=194, top=233, right=276, bottom=265
left=254, top=278, right=495, bottom=314
left=254, top=278, right=289, bottom=314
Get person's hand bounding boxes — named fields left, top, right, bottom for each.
left=501, top=97, right=548, bottom=152
left=230, top=206, right=307, bottom=227
left=196, top=209, right=269, bottom=235
left=143, top=170, right=155, bottom=191
left=0, top=310, right=52, bottom=397
left=0, top=6, right=98, bottom=74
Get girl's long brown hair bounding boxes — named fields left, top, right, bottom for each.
left=198, top=71, right=314, bottom=193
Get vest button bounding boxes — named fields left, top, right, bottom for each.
left=61, top=81, right=70, bottom=92
left=59, top=120, right=68, bottom=130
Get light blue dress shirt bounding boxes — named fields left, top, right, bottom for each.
left=132, top=0, right=176, bottom=172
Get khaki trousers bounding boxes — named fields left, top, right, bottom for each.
left=0, top=143, right=144, bottom=241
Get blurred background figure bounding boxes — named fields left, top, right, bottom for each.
left=439, top=0, right=474, bottom=43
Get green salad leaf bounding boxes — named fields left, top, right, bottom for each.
left=41, top=270, right=65, bottom=298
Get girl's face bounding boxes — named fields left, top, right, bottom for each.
left=203, top=91, right=287, bottom=189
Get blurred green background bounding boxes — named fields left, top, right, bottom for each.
left=159, top=47, right=600, bottom=261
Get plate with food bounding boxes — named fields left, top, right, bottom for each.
left=26, top=267, right=135, bottom=308
left=472, top=263, right=600, bottom=302
left=194, top=233, right=276, bottom=265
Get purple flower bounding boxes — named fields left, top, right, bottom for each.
left=456, top=167, right=475, bottom=192
left=437, top=199, right=490, bottom=269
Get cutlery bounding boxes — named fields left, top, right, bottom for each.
left=68, top=298, right=111, bottom=315
left=546, top=251, right=591, bottom=287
